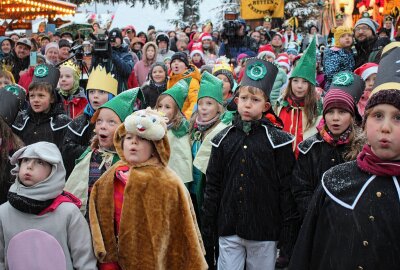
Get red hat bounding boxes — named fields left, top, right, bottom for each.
left=199, top=32, right=212, bottom=41
left=190, top=42, right=204, bottom=58
left=273, top=31, right=285, bottom=43
left=354, top=62, right=378, bottom=81
left=258, top=44, right=276, bottom=60
left=276, top=53, right=290, bottom=71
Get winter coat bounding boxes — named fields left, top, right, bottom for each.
left=92, top=44, right=133, bottom=94
left=269, top=67, right=288, bottom=106
left=127, top=69, right=139, bottom=89
left=59, top=87, right=88, bottom=119
left=12, top=105, right=71, bottom=150
left=167, top=64, right=201, bottom=119
left=4, top=51, right=29, bottom=83
left=218, top=36, right=257, bottom=60
left=354, top=36, right=383, bottom=69
left=134, top=42, right=158, bottom=86
left=291, top=133, right=349, bottom=218
left=0, top=142, right=97, bottom=270
left=62, top=113, right=94, bottom=178
left=167, top=121, right=193, bottom=184
left=275, top=97, right=323, bottom=156
left=323, top=47, right=355, bottom=90
left=141, top=82, right=167, bottom=109
left=156, top=50, right=175, bottom=62
left=201, top=117, right=300, bottom=256
left=289, top=161, right=400, bottom=270
left=89, top=124, right=207, bottom=270
left=18, top=66, right=34, bottom=92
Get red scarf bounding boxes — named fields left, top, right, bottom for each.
left=357, top=145, right=400, bottom=176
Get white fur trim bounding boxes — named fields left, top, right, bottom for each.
left=190, top=50, right=204, bottom=59
left=361, top=66, right=378, bottom=81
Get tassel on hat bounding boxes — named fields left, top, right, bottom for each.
left=290, top=35, right=317, bottom=85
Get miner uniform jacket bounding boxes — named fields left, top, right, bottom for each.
left=201, top=118, right=301, bottom=255
left=289, top=161, right=400, bottom=270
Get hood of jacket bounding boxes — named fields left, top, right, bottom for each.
left=0, top=36, right=13, bottom=57
left=141, top=41, right=158, bottom=63
left=9, top=142, right=65, bottom=201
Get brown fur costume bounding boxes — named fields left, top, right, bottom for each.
left=89, top=122, right=207, bottom=269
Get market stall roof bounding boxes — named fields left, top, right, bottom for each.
left=0, top=0, right=76, bottom=20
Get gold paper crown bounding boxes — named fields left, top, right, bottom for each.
left=60, top=60, right=81, bottom=78
left=0, top=60, right=16, bottom=84
left=212, top=62, right=233, bottom=74
left=86, top=66, right=118, bottom=96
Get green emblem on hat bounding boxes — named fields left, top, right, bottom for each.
left=34, top=64, right=49, bottom=78
left=332, top=71, right=354, bottom=86
left=4, top=85, right=21, bottom=96
left=246, top=62, right=267, bottom=81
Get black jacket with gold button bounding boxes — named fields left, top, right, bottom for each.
left=201, top=117, right=300, bottom=255
left=12, top=104, right=70, bottom=150
left=292, top=133, right=349, bottom=219
left=289, top=160, right=400, bottom=270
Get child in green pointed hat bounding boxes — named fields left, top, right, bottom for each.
left=64, top=88, right=144, bottom=218
left=275, top=35, right=323, bottom=157
left=155, top=78, right=193, bottom=186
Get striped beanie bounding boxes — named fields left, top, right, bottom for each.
left=323, top=88, right=355, bottom=116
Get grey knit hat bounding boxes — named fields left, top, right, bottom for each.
left=354, top=18, right=380, bottom=34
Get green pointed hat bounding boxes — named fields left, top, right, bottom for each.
left=290, top=35, right=317, bottom=85
left=92, top=87, right=144, bottom=123
left=198, top=71, right=223, bottom=104
left=162, top=78, right=190, bottom=110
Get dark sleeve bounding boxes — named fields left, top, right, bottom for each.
left=288, top=184, right=326, bottom=270
left=201, top=144, right=224, bottom=247
left=275, top=144, right=301, bottom=257
left=218, top=42, right=226, bottom=57
left=112, top=50, right=134, bottom=78
left=291, top=151, right=317, bottom=219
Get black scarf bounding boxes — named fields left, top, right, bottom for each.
left=149, top=80, right=167, bottom=94
left=8, top=192, right=54, bottom=215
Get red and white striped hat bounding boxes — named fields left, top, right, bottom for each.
left=258, top=44, right=276, bottom=60
left=190, top=42, right=204, bottom=58
left=354, top=62, right=378, bottom=81
left=276, top=52, right=290, bottom=71
left=199, top=32, right=212, bottom=41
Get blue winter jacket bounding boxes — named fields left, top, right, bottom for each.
left=323, top=47, right=355, bottom=91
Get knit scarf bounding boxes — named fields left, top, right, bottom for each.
left=8, top=191, right=54, bottom=215
left=192, top=114, right=220, bottom=141
left=357, top=144, right=400, bottom=176
left=149, top=80, right=167, bottom=94
left=317, top=119, right=352, bottom=146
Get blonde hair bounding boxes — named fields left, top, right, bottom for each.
left=237, top=86, right=269, bottom=101
left=280, top=78, right=318, bottom=130
left=155, top=94, right=183, bottom=130
left=189, top=97, right=224, bottom=134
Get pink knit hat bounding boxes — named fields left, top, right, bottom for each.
left=45, top=42, right=59, bottom=55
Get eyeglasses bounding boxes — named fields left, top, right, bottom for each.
left=355, top=26, right=371, bottom=32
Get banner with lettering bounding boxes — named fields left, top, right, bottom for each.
left=241, top=0, right=284, bottom=19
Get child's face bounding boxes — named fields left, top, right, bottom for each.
left=235, top=88, right=269, bottom=121
left=29, top=88, right=53, bottom=113
left=18, top=158, right=52, bottom=186
left=146, top=46, right=156, bottom=60
left=365, top=74, right=377, bottom=90
left=365, top=104, right=400, bottom=160
left=171, top=59, right=186, bottom=74
left=157, top=95, right=176, bottom=123
left=152, top=66, right=166, bottom=84
left=216, top=74, right=232, bottom=100
left=133, top=43, right=142, bottom=51
left=88, top=89, right=110, bottom=110
left=291, top=77, right=310, bottom=98
left=198, top=97, right=219, bottom=122
left=192, top=53, right=202, bottom=63
left=59, top=67, right=74, bottom=92
left=1, top=40, right=12, bottom=54
left=339, top=33, right=353, bottom=48
left=324, top=108, right=353, bottom=137
left=95, top=108, right=122, bottom=150
left=0, top=76, right=11, bottom=88
left=123, top=133, right=154, bottom=164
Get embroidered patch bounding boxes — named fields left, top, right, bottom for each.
left=332, top=71, right=354, bottom=86
left=246, top=62, right=267, bottom=81
left=4, top=85, right=21, bottom=96
left=34, top=65, right=49, bottom=78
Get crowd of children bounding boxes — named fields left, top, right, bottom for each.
left=0, top=15, right=400, bottom=270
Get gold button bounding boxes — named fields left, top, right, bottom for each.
left=241, top=159, right=245, bottom=163
left=34, top=131, right=37, bottom=134
left=243, top=145, right=247, bottom=149
left=369, top=216, right=375, bottom=221
left=376, top=192, right=382, bottom=198
left=331, top=158, right=335, bottom=162
left=363, top=241, right=368, bottom=246
left=240, top=173, right=244, bottom=177
left=239, top=187, right=243, bottom=191
left=358, top=266, right=364, bottom=270
left=239, top=200, right=242, bottom=203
